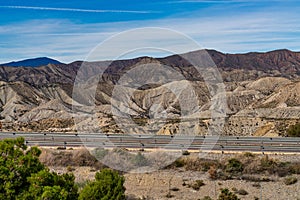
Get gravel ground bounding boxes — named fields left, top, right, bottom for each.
left=124, top=169, right=300, bottom=200
left=49, top=151, right=300, bottom=200
left=49, top=166, right=300, bottom=200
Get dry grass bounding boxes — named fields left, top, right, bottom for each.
left=39, top=148, right=105, bottom=169
left=166, top=152, right=300, bottom=180
left=40, top=148, right=300, bottom=181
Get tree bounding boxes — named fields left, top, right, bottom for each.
left=287, top=123, right=300, bottom=137
left=79, top=168, right=125, bottom=200
left=0, top=137, right=44, bottom=199
left=218, top=188, right=240, bottom=200
left=0, top=137, right=78, bottom=200
left=24, top=169, right=78, bottom=200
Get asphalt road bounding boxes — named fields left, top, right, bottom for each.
left=1, top=132, right=300, bottom=153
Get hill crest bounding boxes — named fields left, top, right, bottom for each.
left=0, top=57, right=63, bottom=67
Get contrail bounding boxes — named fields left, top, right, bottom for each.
left=0, top=5, right=156, bottom=14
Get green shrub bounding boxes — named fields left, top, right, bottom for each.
left=201, top=160, right=220, bottom=172
left=288, top=163, right=300, bottom=174
left=225, top=158, right=244, bottom=174
left=286, top=123, right=300, bottom=137
left=243, top=152, right=255, bottom=158
left=260, top=155, right=277, bottom=167
left=67, top=165, right=75, bottom=172
left=182, top=150, right=190, bottom=156
left=189, top=180, right=205, bottom=191
left=260, top=155, right=279, bottom=174
left=26, top=170, right=78, bottom=200
left=79, top=168, right=125, bottom=200
left=174, top=158, right=185, bottom=168
left=165, top=193, right=174, bottom=198
left=284, top=176, right=298, bottom=185
left=170, top=187, right=180, bottom=191
left=201, top=196, right=213, bottom=200
left=0, top=137, right=78, bottom=200
left=252, top=183, right=261, bottom=188
left=218, top=188, right=240, bottom=200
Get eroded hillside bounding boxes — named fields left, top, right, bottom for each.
left=0, top=49, right=299, bottom=136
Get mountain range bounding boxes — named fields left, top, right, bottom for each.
left=0, top=49, right=299, bottom=85
left=0, top=49, right=299, bottom=136
left=0, top=57, right=62, bottom=67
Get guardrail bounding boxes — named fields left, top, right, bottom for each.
left=1, top=132, right=300, bottom=153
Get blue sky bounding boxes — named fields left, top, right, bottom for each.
left=0, top=0, right=300, bottom=63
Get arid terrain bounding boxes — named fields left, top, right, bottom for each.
left=1, top=49, right=300, bottom=199
left=41, top=147, right=300, bottom=200
left=0, top=49, right=299, bottom=136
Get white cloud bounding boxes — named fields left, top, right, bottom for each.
left=0, top=6, right=156, bottom=14
left=0, top=9, right=299, bottom=63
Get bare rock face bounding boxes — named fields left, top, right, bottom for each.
left=246, top=77, right=292, bottom=95
left=0, top=49, right=299, bottom=136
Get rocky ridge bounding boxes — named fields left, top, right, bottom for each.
left=0, top=49, right=299, bottom=136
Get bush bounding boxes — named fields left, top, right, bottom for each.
left=201, top=196, right=213, bottom=200
left=208, top=165, right=218, bottom=180
left=286, top=123, right=300, bottom=137
left=252, top=183, right=261, bottom=188
left=67, top=165, right=75, bottom=172
left=0, top=137, right=78, bottom=200
left=284, top=176, right=298, bottom=185
left=188, top=180, right=205, bottom=191
left=174, top=158, right=185, bottom=168
left=260, top=155, right=278, bottom=174
left=170, top=187, right=180, bottom=191
left=243, top=152, right=255, bottom=158
left=165, top=193, right=174, bottom=198
left=40, top=148, right=105, bottom=169
left=184, top=158, right=220, bottom=172
left=25, top=169, right=78, bottom=200
left=201, top=160, right=220, bottom=172
left=79, top=168, right=125, bottom=200
left=288, top=163, right=300, bottom=174
left=225, top=158, right=244, bottom=174
left=218, top=188, right=240, bottom=200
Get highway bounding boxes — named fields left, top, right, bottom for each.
left=1, top=132, right=300, bottom=153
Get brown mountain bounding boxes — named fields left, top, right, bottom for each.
left=0, top=49, right=299, bottom=136
left=0, top=49, right=300, bottom=86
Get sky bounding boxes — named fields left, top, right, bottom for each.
left=0, top=0, right=300, bottom=63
